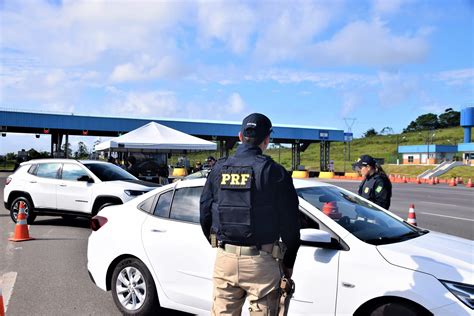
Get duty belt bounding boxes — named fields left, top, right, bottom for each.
left=222, top=243, right=274, bottom=256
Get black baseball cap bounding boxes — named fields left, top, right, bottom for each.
left=241, top=113, right=273, bottom=139
left=352, top=155, right=376, bottom=169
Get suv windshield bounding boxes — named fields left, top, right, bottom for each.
left=297, top=186, right=427, bottom=245
left=83, top=163, right=137, bottom=182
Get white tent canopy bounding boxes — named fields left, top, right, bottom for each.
left=95, top=122, right=217, bottom=152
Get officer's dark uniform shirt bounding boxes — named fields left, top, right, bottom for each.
left=358, top=172, right=392, bottom=209
left=200, top=143, right=301, bottom=268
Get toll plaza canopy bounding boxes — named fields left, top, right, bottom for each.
left=95, top=122, right=217, bottom=152
left=0, top=109, right=345, bottom=170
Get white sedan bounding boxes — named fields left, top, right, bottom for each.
left=87, top=178, right=473, bottom=316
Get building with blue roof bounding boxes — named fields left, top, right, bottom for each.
left=459, top=107, right=474, bottom=165
left=398, top=106, right=474, bottom=165
left=398, top=144, right=458, bottom=164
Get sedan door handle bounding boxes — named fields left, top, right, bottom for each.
left=151, top=229, right=166, bottom=233
left=59, top=184, right=67, bottom=187
left=29, top=181, right=37, bottom=183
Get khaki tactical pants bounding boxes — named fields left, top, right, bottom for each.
left=212, top=247, right=281, bottom=316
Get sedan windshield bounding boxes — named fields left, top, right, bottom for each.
left=297, top=186, right=427, bottom=245
left=83, top=163, right=137, bottom=181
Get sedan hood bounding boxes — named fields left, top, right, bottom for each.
left=377, top=231, right=473, bottom=284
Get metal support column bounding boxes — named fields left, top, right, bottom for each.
left=291, top=143, right=301, bottom=171
left=65, top=134, right=69, bottom=158
left=219, top=140, right=225, bottom=158
left=320, top=141, right=330, bottom=171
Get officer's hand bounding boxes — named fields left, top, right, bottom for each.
left=282, top=266, right=293, bottom=279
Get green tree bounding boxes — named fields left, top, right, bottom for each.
left=6, top=152, right=17, bottom=160
left=75, top=141, right=89, bottom=159
left=380, top=126, right=394, bottom=135
left=363, top=128, right=378, bottom=137
left=61, top=142, right=73, bottom=158
left=438, top=108, right=460, bottom=128
left=415, top=113, right=439, bottom=130
left=403, top=113, right=439, bottom=132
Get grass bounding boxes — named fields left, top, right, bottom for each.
left=439, top=166, right=474, bottom=180
left=183, top=127, right=473, bottom=178
left=0, top=161, right=15, bottom=171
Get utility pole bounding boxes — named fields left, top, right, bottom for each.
left=343, top=118, right=356, bottom=164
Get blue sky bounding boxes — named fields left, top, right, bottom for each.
left=0, top=0, right=473, bottom=154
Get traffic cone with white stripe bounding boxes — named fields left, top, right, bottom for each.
left=407, top=204, right=417, bottom=226
left=8, top=201, right=34, bottom=242
left=0, top=286, right=5, bottom=316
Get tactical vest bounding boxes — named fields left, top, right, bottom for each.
left=217, top=154, right=273, bottom=246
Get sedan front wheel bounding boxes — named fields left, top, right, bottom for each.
left=111, top=258, right=159, bottom=315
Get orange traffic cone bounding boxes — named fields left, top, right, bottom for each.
left=8, top=201, right=34, bottom=242
left=466, top=179, right=473, bottom=188
left=0, top=286, right=5, bottom=316
left=407, top=204, right=417, bottom=226
left=416, top=178, right=421, bottom=184
left=449, top=178, right=457, bottom=187
left=429, top=177, right=436, bottom=185
left=458, top=177, right=464, bottom=184
left=322, top=201, right=342, bottom=220
left=435, top=177, right=440, bottom=184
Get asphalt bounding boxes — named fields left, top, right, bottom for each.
left=0, top=173, right=472, bottom=315
left=0, top=174, right=188, bottom=316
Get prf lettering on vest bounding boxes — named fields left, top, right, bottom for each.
left=221, top=173, right=251, bottom=186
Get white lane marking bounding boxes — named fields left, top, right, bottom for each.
left=421, top=212, right=474, bottom=222
left=1, top=271, right=18, bottom=312
left=417, top=201, right=460, bottom=208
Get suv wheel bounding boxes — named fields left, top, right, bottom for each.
left=97, top=202, right=119, bottom=214
left=111, top=258, right=159, bottom=315
left=10, top=196, right=36, bottom=224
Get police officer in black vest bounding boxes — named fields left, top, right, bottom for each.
left=200, top=113, right=300, bottom=315
left=353, top=155, right=392, bottom=209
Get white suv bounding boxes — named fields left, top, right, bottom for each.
left=4, top=159, right=159, bottom=224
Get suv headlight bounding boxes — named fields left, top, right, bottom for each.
left=124, top=190, right=148, bottom=196
left=441, top=280, right=474, bottom=309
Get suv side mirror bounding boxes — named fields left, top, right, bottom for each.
left=77, top=175, right=94, bottom=183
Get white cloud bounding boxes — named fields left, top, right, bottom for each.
left=372, top=0, right=412, bottom=16
left=0, top=64, right=100, bottom=105
left=1, top=1, right=189, bottom=66
left=308, top=19, right=430, bottom=66
left=109, top=55, right=190, bottom=83
left=377, top=71, right=418, bottom=107
left=110, top=90, right=178, bottom=117
left=340, top=92, right=361, bottom=116
left=254, top=1, right=339, bottom=63
left=197, top=0, right=256, bottom=54
left=436, top=68, right=474, bottom=86
left=245, top=69, right=377, bottom=89
left=227, top=93, right=246, bottom=114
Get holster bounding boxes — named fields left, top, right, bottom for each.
left=271, top=241, right=287, bottom=260
left=210, top=233, right=218, bottom=248
left=278, top=277, right=295, bottom=316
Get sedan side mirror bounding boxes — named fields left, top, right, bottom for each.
left=301, top=228, right=331, bottom=243
left=77, top=175, right=94, bottom=183
left=300, top=228, right=346, bottom=250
